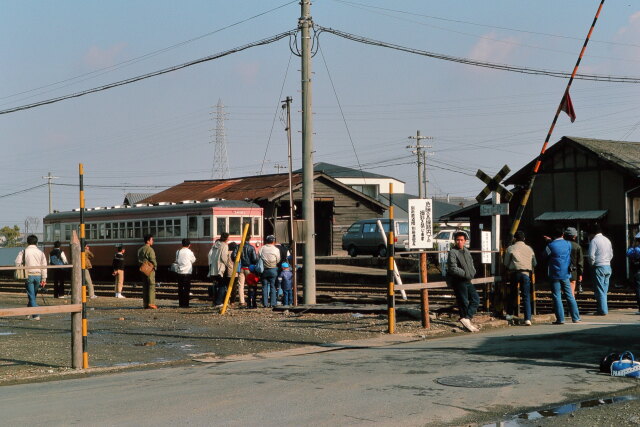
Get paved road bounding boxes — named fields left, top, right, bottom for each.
left=3, top=312, right=640, bottom=426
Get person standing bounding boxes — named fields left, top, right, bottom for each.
left=503, top=231, right=537, bottom=326
left=564, top=227, right=584, bottom=296
left=233, top=234, right=258, bottom=308
left=626, top=233, right=640, bottom=314
left=208, top=232, right=232, bottom=308
left=176, top=238, right=196, bottom=308
left=112, top=245, right=126, bottom=298
left=446, top=231, right=479, bottom=332
left=137, top=234, right=157, bottom=309
left=259, top=235, right=281, bottom=308
left=588, top=224, right=613, bottom=316
left=15, top=235, right=47, bottom=320
left=544, top=227, right=581, bottom=324
left=245, top=265, right=260, bottom=309
left=84, top=244, right=97, bottom=299
left=49, top=240, right=69, bottom=298
left=278, top=262, right=294, bottom=306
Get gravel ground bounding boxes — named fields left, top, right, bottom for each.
left=0, top=292, right=473, bottom=385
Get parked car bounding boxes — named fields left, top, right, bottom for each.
left=433, top=229, right=470, bottom=249
left=342, top=218, right=409, bottom=257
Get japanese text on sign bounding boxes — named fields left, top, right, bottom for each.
left=408, top=199, right=433, bottom=249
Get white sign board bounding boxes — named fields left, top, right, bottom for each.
left=481, top=231, right=492, bottom=264
left=480, top=203, right=509, bottom=216
left=408, top=198, right=433, bottom=249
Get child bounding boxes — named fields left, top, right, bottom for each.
left=245, top=265, right=260, bottom=309
left=277, top=262, right=294, bottom=306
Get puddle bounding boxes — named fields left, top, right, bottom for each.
left=0, top=332, right=16, bottom=336
left=486, top=395, right=640, bottom=426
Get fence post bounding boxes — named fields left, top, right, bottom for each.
left=420, top=252, right=430, bottom=328
left=71, top=231, right=83, bottom=369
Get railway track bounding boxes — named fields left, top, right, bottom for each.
left=1, top=278, right=638, bottom=315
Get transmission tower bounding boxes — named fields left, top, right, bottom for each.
left=210, top=99, right=230, bottom=179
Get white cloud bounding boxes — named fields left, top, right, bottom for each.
left=83, top=43, right=127, bottom=69
left=468, top=32, right=519, bottom=64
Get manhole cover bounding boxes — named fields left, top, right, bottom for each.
left=435, top=375, right=517, bottom=388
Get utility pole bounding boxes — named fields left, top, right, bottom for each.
left=407, top=131, right=432, bottom=198
left=42, top=172, right=59, bottom=214
left=282, top=96, right=298, bottom=305
left=300, top=0, right=316, bottom=304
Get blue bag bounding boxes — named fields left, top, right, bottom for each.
left=254, top=257, right=264, bottom=275
left=611, top=351, right=640, bottom=377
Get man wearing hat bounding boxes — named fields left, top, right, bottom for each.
left=259, top=235, right=281, bottom=308
left=626, top=232, right=640, bottom=313
left=564, top=227, right=584, bottom=296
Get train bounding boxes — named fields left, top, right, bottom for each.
left=43, top=200, right=263, bottom=280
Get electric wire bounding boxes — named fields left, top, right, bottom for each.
left=0, top=184, right=47, bottom=199
left=317, top=43, right=367, bottom=183
left=316, top=25, right=640, bottom=83
left=0, top=30, right=298, bottom=116
left=260, top=51, right=294, bottom=175
left=0, top=0, right=298, bottom=103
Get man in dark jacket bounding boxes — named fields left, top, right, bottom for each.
left=544, top=227, right=581, bottom=324
left=447, top=231, right=479, bottom=332
left=564, top=227, right=584, bottom=295
left=233, top=234, right=258, bottom=307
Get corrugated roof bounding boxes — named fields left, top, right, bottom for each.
left=123, top=193, right=155, bottom=206
left=139, top=172, right=387, bottom=209
left=506, top=136, right=640, bottom=185
left=535, top=210, right=608, bottom=221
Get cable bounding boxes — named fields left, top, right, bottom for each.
left=1, top=0, right=298, bottom=103
left=317, top=43, right=367, bottom=182
left=332, top=0, right=640, bottom=49
left=0, top=184, right=47, bottom=199
left=316, top=25, right=640, bottom=83
left=260, top=51, right=294, bottom=175
left=0, top=30, right=297, bottom=116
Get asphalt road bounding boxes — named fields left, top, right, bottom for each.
left=3, top=312, right=640, bottom=426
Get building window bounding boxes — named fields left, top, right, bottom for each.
left=351, top=184, right=378, bottom=198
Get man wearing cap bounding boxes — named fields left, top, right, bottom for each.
left=626, top=233, right=640, bottom=314
left=543, top=226, right=581, bottom=324
left=588, top=223, right=613, bottom=316
left=564, top=227, right=584, bottom=296
left=503, top=230, right=537, bottom=325
left=259, top=235, right=281, bottom=308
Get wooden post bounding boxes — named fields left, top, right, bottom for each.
left=71, top=230, right=83, bottom=369
left=387, top=183, right=395, bottom=334
left=420, top=252, right=429, bottom=328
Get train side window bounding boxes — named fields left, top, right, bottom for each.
left=127, top=222, right=134, bottom=239
left=229, top=217, right=241, bottom=235
left=188, top=216, right=198, bottom=238
left=53, top=223, right=61, bottom=241
left=253, top=217, right=260, bottom=237
left=174, top=219, right=181, bottom=237
left=241, top=217, right=251, bottom=235
left=64, top=224, right=72, bottom=241
left=216, top=217, right=227, bottom=236
left=135, top=221, right=142, bottom=239
left=203, top=217, right=211, bottom=237
left=119, top=222, right=126, bottom=240
left=88, top=223, right=97, bottom=240
left=157, top=219, right=166, bottom=238
left=45, top=225, right=52, bottom=242
left=142, top=220, right=149, bottom=237
left=165, top=219, right=174, bottom=237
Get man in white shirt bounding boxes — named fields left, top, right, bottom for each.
left=588, top=224, right=613, bottom=315
left=15, top=235, right=47, bottom=320
left=176, top=238, right=197, bottom=308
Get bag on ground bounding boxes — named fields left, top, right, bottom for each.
left=610, top=351, right=640, bottom=377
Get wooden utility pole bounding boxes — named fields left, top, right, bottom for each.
left=283, top=96, right=298, bottom=305
left=407, top=131, right=432, bottom=198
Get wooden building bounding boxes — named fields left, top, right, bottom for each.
left=444, top=136, right=640, bottom=282
left=140, top=172, right=387, bottom=256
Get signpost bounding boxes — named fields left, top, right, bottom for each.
left=481, top=231, right=492, bottom=264
left=408, top=198, right=433, bottom=249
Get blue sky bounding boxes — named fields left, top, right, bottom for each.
left=2, top=0, right=640, bottom=230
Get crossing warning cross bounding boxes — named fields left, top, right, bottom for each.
left=475, top=165, right=513, bottom=203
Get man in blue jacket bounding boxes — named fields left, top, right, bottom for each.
left=544, top=227, right=581, bottom=324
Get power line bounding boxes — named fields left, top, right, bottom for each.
left=0, top=0, right=298, bottom=104
left=317, top=25, right=640, bottom=83
left=0, top=30, right=297, bottom=116
left=0, top=184, right=47, bottom=199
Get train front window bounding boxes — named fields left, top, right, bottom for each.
left=188, top=216, right=198, bottom=238
left=229, top=217, right=241, bottom=235
left=216, top=217, right=226, bottom=236
left=253, top=217, right=260, bottom=237
left=242, top=217, right=251, bottom=236
left=203, top=217, right=211, bottom=237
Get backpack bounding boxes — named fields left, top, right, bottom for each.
left=50, top=249, right=64, bottom=265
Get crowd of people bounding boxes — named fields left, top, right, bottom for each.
left=447, top=223, right=618, bottom=332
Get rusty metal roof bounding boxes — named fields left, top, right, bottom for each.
left=140, top=172, right=387, bottom=210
